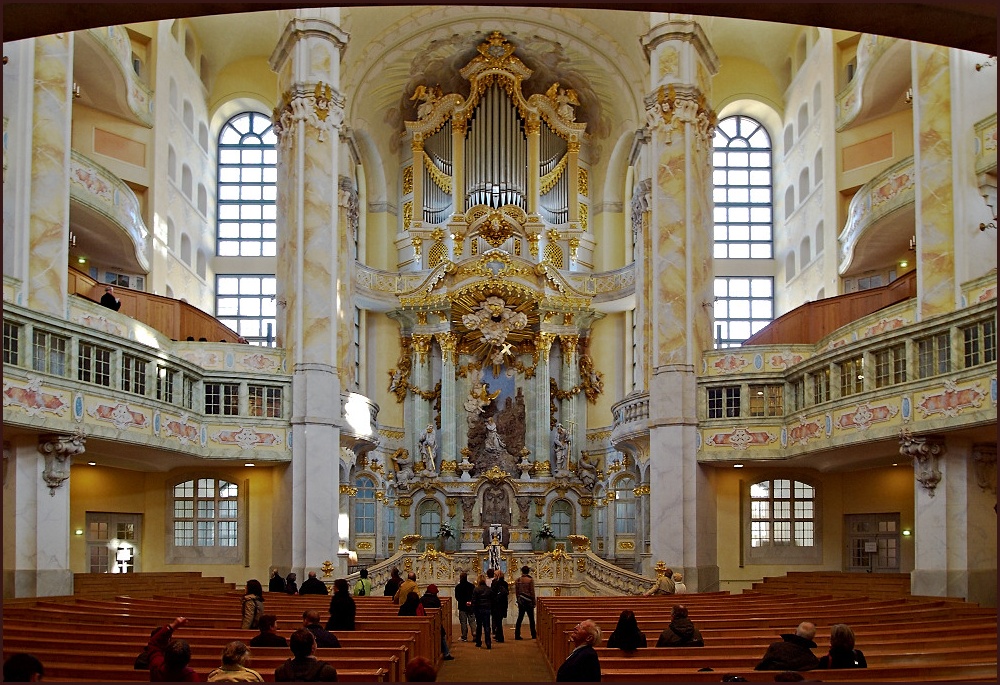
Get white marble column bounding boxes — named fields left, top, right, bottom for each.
left=904, top=433, right=997, bottom=607
left=409, top=333, right=433, bottom=466
left=559, top=334, right=581, bottom=469
left=640, top=16, right=720, bottom=592
left=534, top=332, right=555, bottom=476
left=269, top=9, right=348, bottom=577
left=437, top=332, right=458, bottom=475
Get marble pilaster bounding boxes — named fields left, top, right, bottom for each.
left=4, top=437, right=73, bottom=597
left=534, top=332, right=555, bottom=473
left=410, top=333, right=433, bottom=466
left=270, top=9, right=348, bottom=576
left=559, top=334, right=581, bottom=468
left=28, top=34, right=73, bottom=318
left=437, top=332, right=458, bottom=472
left=912, top=43, right=957, bottom=319
left=909, top=438, right=997, bottom=607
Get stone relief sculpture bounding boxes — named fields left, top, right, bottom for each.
left=467, top=388, right=526, bottom=475
left=553, top=422, right=571, bottom=474
left=576, top=452, right=599, bottom=491
left=392, top=447, right=415, bottom=488
left=418, top=423, right=438, bottom=473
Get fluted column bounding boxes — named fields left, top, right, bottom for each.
left=559, top=334, right=581, bottom=470
left=269, top=9, right=348, bottom=577
left=437, top=332, right=459, bottom=475
left=411, top=136, right=425, bottom=233
left=901, top=432, right=997, bottom=606
left=451, top=119, right=466, bottom=217
left=526, top=118, right=541, bottom=217
left=25, top=34, right=73, bottom=317
left=640, top=16, right=720, bottom=592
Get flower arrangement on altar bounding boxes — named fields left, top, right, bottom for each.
left=536, top=522, right=555, bottom=540
left=437, top=521, right=455, bottom=539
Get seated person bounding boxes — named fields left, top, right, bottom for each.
left=274, top=629, right=337, bottom=682
left=605, top=609, right=647, bottom=651
left=817, top=623, right=867, bottom=669
left=249, top=614, right=288, bottom=648
left=301, top=609, right=341, bottom=648
left=755, top=622, right=820, bottom=671
left=3, top=653, right=44, bottom=682
left=656, top=605, right=704, bottom=647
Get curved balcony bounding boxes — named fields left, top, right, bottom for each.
left=838, top=156, right=915, bottom=276
left=69, top=151, right=150, bottom=273
left=565, top=263, right=635, bottom=311
left=354, top=263, right=431, bottom=311
left=835, top=34, right=910, bottom=132
left=74, top=27, right=154, bottom=127
left=609, top=391, right=650, bottom=459
left=341, top=392, right=380, bottom=455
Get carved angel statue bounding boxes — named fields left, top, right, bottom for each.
left=462, top=296, right=528, bottom=348
left=579, top=354, right=604, bottom=403
left=411, top=84, right=444, bottom=119
left=553, top=422, right=570, bottom=472
left=392, top=447, right=416, bottom=488
left=546, top=81, right=580, bottom=122
left=387, top=345, right=412, bottom=403
left=576, top=452, right=599, bottom=491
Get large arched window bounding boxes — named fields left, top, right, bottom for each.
left=168, top=477, right=242, bottom=564
left=713, top=115, right=773, bottom=259
left=418, top=499, right=442, bottom=540
left=550, top=500, right=573, bottom=539
left=216, top=112, right=277, bottom=257
left=614, top=476, right=636, bottom=534
left=746, top=477, right=821, bottom=563
left=354, top=476, right=376, bottom=535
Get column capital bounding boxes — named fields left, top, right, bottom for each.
left=899, top=429, right=945, bottom=496
left=640, top=19, right=719, bottom=73
left=38, top=431, right=86, bottom=495
left=972, top=443, right=997, bottom=495
left=270, top=17, right=349, bottom=71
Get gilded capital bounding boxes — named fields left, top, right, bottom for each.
left=411, top=333, right=432, bottom=363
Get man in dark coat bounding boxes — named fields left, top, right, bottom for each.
left=755, top=622, right=820, bottom=671
left=100, top=285, right=122, bottom=311
left=556, top=619, right=602, bottom=682
left=268, top=569, right=286, bottom=593
left=513, top=565, right=537, bottom=640
left=301, top=609, right=341, bottom=648
left=274, top=629, right=337, bottom=682
left=299, top=571, right=329, bottom=595
left=491, top=569, right=509, bottom=642
left=655, top=605, right=705, bottom=647
left=384, top=567, right=402, bottom=598
left=455, top=571, right=476, bottom=642
left=249, top=614, right=288, bottom=648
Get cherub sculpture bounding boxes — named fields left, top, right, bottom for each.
left=462, top=296, right=528, bottom=348
left=545, top=82, right=580, bottom=122
left=410, top=84, right=444, bottom=120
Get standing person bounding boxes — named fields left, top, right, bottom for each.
left=643, top=567, right=676, bottom=595
left=207, top=641, right=264, bottom=682
left=513, top=565, right=537, bottom=640
left=268, top=569, right=286, bottom=593
left=301, top=610, right=341, bottom=648
left=455, top=571, right=476, bottom=642
left=398, top=591, right=425, bottom=616
left=146, top=616, right=202, bottom=682
left=325, top=579, right=356, bottom=632
left=606, top=609, right=647, bottom=651
left=353, top=568, right=372, bottom=597
left=249, top=615, right=288, bottom=648
left=556, top=619, right=602, bottom=682
left=491, top=569, right=509, bottom=642
left=285, top=573, right=298, bottom=595
left=299, top=571, right=329, bottom=595
left=274, top=629, right=338, bottom=682
left=655, top=605, right=705, bottom=647
left=100, top=285, right=122, bottom=311
left=817, top=624, right=867, bottom=669
left=672, top=572, right=688, bottom=594
left=418, top=584, right=455, bottom=660
left=472, top=574, right=493, bottom=649
left=241, top=580, right=265, bottom=630
left=754, top=622, right=820, bottom=672
left=393, top=571, right=418, bottom=605
left=384, top=567, right=402, bottom=598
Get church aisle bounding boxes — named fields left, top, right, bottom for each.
left=437, top=621, right=554, bottom=682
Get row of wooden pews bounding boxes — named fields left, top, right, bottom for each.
left=3, top=584, right=451, bottom=682
left=535, top=580, right=997, bottom=682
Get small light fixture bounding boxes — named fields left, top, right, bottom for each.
left=892, top=463, right=898, bottom=467
left=244, top=463, right=255, bottom=467
left=87, top=461, right=96, bottom=466
left=733, top=463, right=744, bottom=468
left=78, top=257, right=87, bottom=264
left=899, top=260, right=908, bottom=268
left=902, top=529, right=912, bottom=537
left=75, top=529, right=84, bottom=536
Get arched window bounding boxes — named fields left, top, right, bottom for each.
left=197, top=184, right=208, bottom=216
left=551, top=500, right=573, bottom=539
left=216, top=112, right=277, bottom=257
left=799, top=237, right=811, bottom=270
left=713, top=115, right=773, bottom=259
left=784, top=186, right=795, bottom=220
left=713, top=277, right=774, bottom=348
left=354, top=476, right=376, bottom=535
left=796, top=103, right=809, bottom=138
left=782, top=124, right=794, bottom=152
left=814, top=221, right=824, bottom=254
left=184, top=31, right=196, bottom=67
left=180, top=234, right=192, bottom=265
left=166, top=218, right=176, bottom=251
left=418, top=500, right=442, bottom=541
left=614, top=476, right=636, bottom=534
left=798, top=168, right=810, bottom=202
left=168, top=476, right=242, bottom=564
left=196, top=249, right=207, bottom=279
left=747, top=478, right=819, bottom=564
left=181, top=165, right=193, bottom=199
left=813, top=149, right=823, bottom=184
left=198, top=122, right=209, bottom=152
left=167, top=146, right=177, bottom=181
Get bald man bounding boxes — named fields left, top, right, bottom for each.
left=755, top=621, right=819, bottom=671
